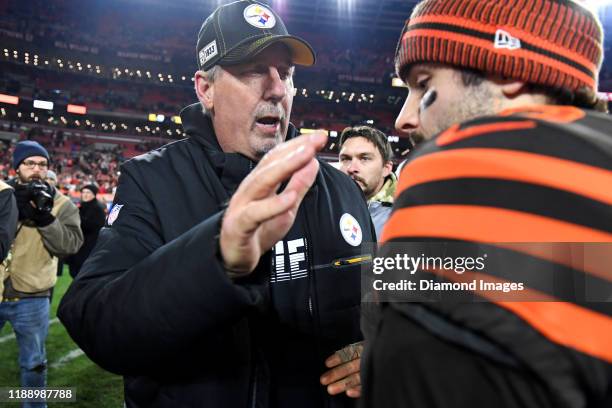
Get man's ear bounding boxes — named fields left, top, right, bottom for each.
left=498, top=80, right=527, bottom=98
left=195, top=71, right=215, bottom=112
left=382, top=161, right=393, bottom=178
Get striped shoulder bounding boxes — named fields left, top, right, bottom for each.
left=388, top=106, right=612, bottom=243
left=410, top=105, right=612, bottom=170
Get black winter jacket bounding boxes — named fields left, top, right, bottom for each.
left=67, top=199, right=106, bottom=277
left=59, top=103, right=375, bottom=408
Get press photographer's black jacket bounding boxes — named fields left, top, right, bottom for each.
left=59, top=103, right=375, bottom=408
left=0, top=182, right=17, bottom=262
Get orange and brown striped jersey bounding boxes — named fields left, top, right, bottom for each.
left=381, top=105, right=612, bottom=406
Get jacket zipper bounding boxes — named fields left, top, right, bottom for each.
left=302, top=204, right=317, bottom=324
left=250, top=364, right=258, bottom=408
left=302, top=204, right=331, bottom=407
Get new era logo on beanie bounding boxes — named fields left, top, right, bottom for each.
left=494, top=30, right=521, bottom=51
left=196, top=0, right=315, bottom=71
left=395, top=0, right=603, bottom=94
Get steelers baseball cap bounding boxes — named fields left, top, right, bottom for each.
left=196, top=0, right=316, bottom=71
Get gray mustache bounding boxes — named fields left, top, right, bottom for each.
left=254, top=105, right=285, bottom=121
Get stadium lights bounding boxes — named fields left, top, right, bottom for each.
left=0, top=94, right=19, bottom=105
left=33, top=99, right=54, bottom=110
left=598, top=92, right=612, bottom=101
left=300, top=128, right=329, bottom=136
left=336, top=0, right=355, bottom=12
left=583, top=0, right=612, bottom=8
left=391, top=77, right=405, bottom=88
left=67, top=104, right=87, bottom=115
left=149, top=114, right=166, bottom=123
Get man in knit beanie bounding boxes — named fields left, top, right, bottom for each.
left=1, top=140, right=82, bottom=404
left=360, top=1, right=612, bottom=407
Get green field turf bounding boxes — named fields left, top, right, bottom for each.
left=0, top=269, right=124, bottom=407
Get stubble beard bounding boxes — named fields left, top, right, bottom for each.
left=423, top=84, right=497, bottom=141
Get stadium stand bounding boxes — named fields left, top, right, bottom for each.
left=0, top=1, right=611, bottom=406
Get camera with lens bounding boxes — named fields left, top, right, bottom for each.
left=26, top=180, right=54, bottom=213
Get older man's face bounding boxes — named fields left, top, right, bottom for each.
left=198, top=43, right=295, bottom=161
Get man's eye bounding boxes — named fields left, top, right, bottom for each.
left=279, top=69, right=293, bottom=80
left=416, top=78, right=429, bottom=90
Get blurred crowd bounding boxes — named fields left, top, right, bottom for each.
left=0, top=131, right=130, bottom=204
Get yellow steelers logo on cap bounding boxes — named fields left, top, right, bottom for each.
left=243, top=4, right=276, bottom=29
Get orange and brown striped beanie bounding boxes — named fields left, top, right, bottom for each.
left=395, top=0, right=604, bottom=93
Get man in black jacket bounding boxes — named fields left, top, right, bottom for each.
left=58, top=1, right=374, bottom=407
left=0, top=179, right=17, bottom=262
left=67, top=184, right=106, bottom=278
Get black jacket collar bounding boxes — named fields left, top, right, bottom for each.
left=179, top=103, right=299, bottom=195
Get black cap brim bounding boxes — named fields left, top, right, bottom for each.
left=220, top=34, right=316, bottom=67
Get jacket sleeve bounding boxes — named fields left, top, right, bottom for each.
left=0, top=189, right=17, bottom=262
left=38, top=198, right=84, bottom=257
left=58, top=167, right=263, bottom=375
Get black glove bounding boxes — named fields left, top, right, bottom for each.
left=13, top=183, right=56, bottom=227
left=13, top=184, right=35, bottom=221
left=31, top=209, right=55, bottom=227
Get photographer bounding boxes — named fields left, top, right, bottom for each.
left=0, top=140, right=82, bottom=404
